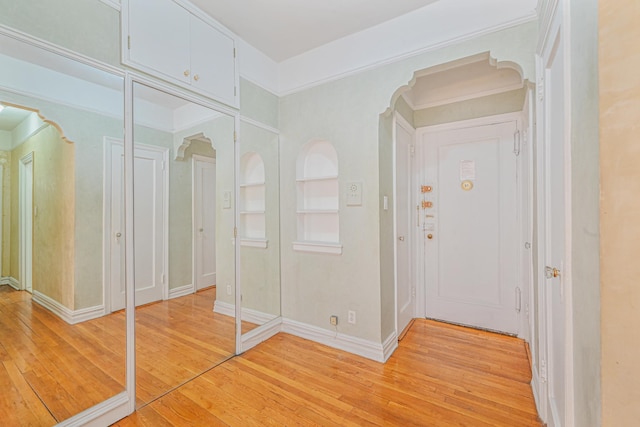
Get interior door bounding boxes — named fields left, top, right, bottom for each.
left=194, top=156, right=216, bottom=290
left=420, top=120, right=519, bottom=334
left=109, top=142, right=166, bottom=310
left=544, top=31, right=567, bottom=427
left=396, top=118, right=415, bottom=335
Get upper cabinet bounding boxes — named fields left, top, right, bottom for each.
left=122, top=0, right=238, bottom=108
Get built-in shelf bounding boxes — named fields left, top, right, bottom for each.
left=295, top=140, right=340, bottom=253
left=240, top=152, right=266, bottom=240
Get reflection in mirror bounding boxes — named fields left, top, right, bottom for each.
left=238, top=124, right=281, bottom=334
left=132, top=82, right=235, bottom=406
left=0, top=35, right=125, bottom=424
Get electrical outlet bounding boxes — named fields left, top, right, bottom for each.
left=226, top=285, right=232, bottom=295
left=330, top=315, right=338, bottom=326
left=348, top=310, right=356, bottom=324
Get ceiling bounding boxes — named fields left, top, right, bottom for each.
left=189, top=0, right=439, bottom=62
left=0, top=106, right=32, bottom=131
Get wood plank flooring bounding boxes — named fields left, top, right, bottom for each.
left=0, top=286, right=235, bottom=425
left=116, top=319, right=542, bottom=426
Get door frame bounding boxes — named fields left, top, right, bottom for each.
left=393, top=112, right=416, bottom=337
left=192, top=153, right=216, bottom=293
left=19, top=151, right=34, bottom=293
left=103, top=136, right=169, bottom=313
left=534, top=0, right=575, bottom=423
left=413, top=112, right=529, bottom=338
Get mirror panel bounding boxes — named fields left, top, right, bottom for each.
left=239, top=123, right=281, bottom=334
left=132, top=82, right=236, bottom=406
left=0, top=35, right=125, bottom=424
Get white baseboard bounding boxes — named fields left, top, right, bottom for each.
left=213, top=300, right=278, bottom=325
left=168, top=284, right=194, bottom=299
left=241, top=317, right=282, bottom=353
left=382, top=331, right=399, bottom=362
left=32, top=291, right=105, bottom=325
left=0, top=276, right=20, bottom=290
left=281, top=318, right=387, bottom=362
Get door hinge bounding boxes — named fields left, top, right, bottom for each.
left=233, top=227, right=237, bottom=238
left=233, top=47, right=236, bottom=58
left=515, top=287, right=522, bottom=312
left=234, top=86, right=237, bottom=97
left=233, top=131, right=237, bottom=142
left=410, top=145, right=415, bottom=157
left=513, top=130, right=521, bottom=156
left=161, top=160, right=166, bottom=171
left=161, top=274, right=166, bottom=284
left=128, top=36, right=131, bottom=50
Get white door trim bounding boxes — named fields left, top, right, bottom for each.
left=103, top=137, right=169, bottom=312
left=19, top=151, right=34, bottom=293
left=393, top=112, right=416, bottom=337
left=534, top=0, right=575, bottom=423
left=192, top=153, right=216, bottom=293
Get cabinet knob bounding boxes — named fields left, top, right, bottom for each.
left=183, top=69, right=190, bottom=77
left=194, top=74, right=200, bottom=82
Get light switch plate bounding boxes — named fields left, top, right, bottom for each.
left=223, top=190, right=232, bottom=209
left=346, top=181, right=363, bottom=206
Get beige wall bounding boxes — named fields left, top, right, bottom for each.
left=10, top=125, right=75, bottom=308
left=600, top=1, right=640, bottom=424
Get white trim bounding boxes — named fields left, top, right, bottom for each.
left=417, top=111, right=523, bottom=135
left=239, top=115, right=280, bottom=135
left=382, top=331, right=399, bottom=362
left=240, top=316, right=282, bottom=353
left=168, top=284, right=195, bottom=299
left=56, top=392, right=130, bottom=427
left=0, top=277, right=20, bottom=290
left=192, top=154, right=217, bottom=292
left=32, top=291, right=105, bottom=325
left=407, top=83, right=526, bottom=111
left=213, top=300, right=278, bottom=325
left=97, top=0, right=121, bottom=10
left=281, top=318, right=386, bottom=362
left=279, top=13, right=537, bottom=96
left=18, top=151, right=33, bottom=293
left=292, top=241, right=343, bottom=255
left=0, top=164, right=3, bottom=276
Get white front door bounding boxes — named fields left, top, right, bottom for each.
left=193, top=156, right=216, bottom=290
left=108, top=141, right=166, bottom=311
left=543, top=27, right=568, bottom=427
left=395, top=117, right=415, bottom=335
left=419, top=119, right=519, bottom=335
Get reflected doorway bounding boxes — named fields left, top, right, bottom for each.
left=19, top=151, right=33, bottom=293
left=193, top=155, right=216, bottom=291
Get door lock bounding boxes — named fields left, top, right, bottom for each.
left=545, top=266, right=561, bottom=279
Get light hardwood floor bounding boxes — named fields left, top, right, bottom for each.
left=116, top=319, right=542, bottom=426
left=0, top=286, right=235, bottom=425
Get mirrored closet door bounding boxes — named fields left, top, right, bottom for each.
left=131, top=81, right=236, bottom=407
left=0, top=34, right=126, bottom=425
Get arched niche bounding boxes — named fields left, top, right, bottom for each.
left=294, top=139, right=341, bottom=254
left=239, top=151, right=266, bottom=241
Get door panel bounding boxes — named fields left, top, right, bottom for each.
left=194, top=157, right=216, bottom=290
left=421, top=121, right=519, bottom=334
left=396, top=120, right=414, bottom=334
left=109, top=143, right=165, bottom=310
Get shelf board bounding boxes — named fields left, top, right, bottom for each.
left=240, top=181, right=266, bottom=188
left=240, top=210, right=266, bottom=215
left=296, top=209, right=339, bottom=214
left=296, top=175, right=338, bottom=183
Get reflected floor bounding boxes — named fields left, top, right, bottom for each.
left=0, top=286, right=125, bottom=425
left=135, top=287, right=236, bottom=407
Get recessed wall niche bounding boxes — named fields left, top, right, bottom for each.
left=240, top=151, right=267, bottom=247
left=294, top=139, right=342, bottom=254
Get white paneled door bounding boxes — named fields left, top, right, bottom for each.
left=395, top=118, right=415, bottom=335
left=193, top=156, right=216, bottom=290
left=418, top=120, right=519, bottom=335
left=108, top=141, right=166, bottom=311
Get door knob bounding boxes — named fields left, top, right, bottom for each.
left=545, top=266, right=560, bottom=279
left=184, top=69, right=190, bottom=77
left=398, top=236, right=405, bottom=241
left=427, top=234, right=433, bottom=240
left=199, top=228, right=204, bottom=232
left=194, top=74, right=200, bottom=81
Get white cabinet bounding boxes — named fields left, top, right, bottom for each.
left=123, top=0, right=237, bottom=107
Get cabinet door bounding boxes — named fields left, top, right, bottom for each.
left=128, top=0, right=190, bottom=83
left=190, top=15, right=236, bottom=106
